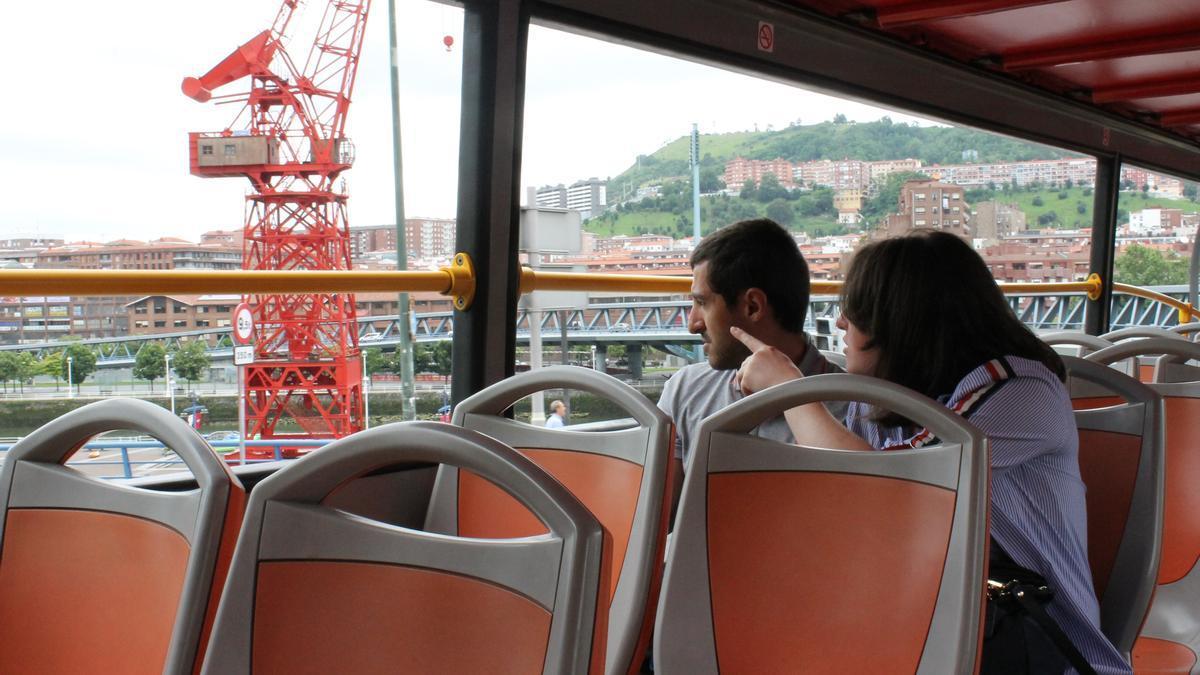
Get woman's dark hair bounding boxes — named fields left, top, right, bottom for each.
left=842, top=230, right=1065, bottom=424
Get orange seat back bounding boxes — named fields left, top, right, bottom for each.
left=202, top=422, right=608, bottom=675
left=426, top=366, right=674, bottom=675
left=0, top=398, right=243, bottom=675
left=656, top=374, right=989, bottom=673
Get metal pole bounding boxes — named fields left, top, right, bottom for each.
left=388, top=0, right=416, bottom=421
left=362, top=350, right=371, bottom=429
left=237, top=365, right=247, bottom=465
left=66, top=356, right=73, bottom=398
left=691, top=123, right=701, bottom=243
left=1087, top=155, right=1121, bottom=335
left=165, top=353, right=175, bottom=415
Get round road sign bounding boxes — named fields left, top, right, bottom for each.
left=233, top=303, right=255, bottom=345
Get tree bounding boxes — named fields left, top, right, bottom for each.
left=739, top=179, right=757, bottom=201
left=756, top=173, right=789, bottom=203
left=1031, top=195, right=1044, bottom=207
left=1114, top=244, right=1190, bottom=286
left=364, top=347, right=390, bottom=376
left=1057, top=190, right=1069, bottom=200
left=171, top=341, right=210, bottom=391
left=40, top=352, right=63, bottom=391
left=133, top=342, right=167, bottom=391
left=62, top=343, right=98, bottom=388
left=1076, top=201, right=1087, bottom=215
left=1037, top=211, right=1059, bottom=226
left=765, top=198, right=795, bottom=225
left=0, top=352, right=17, bottom=393
left=15, top=352, right=37, bottom=393
left=415, top=341, right=452, bottom=376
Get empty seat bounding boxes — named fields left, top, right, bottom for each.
left=425, top=365, right=674, bottom=675
left=1100, top=329, right=1188, bottom=382
left=202, top=421, right=609, bottom=675
left=1088, top=339, right=1200, bottom=673
left=1171, top=322, right=1200, bottom=341
left=655, top=373, right=988, bottom=674
left=1063, top=356, right=1164, bottom=657
left=1042, top=330, right=1113, bottom=357
left=0, top=398, right=245, bottom=675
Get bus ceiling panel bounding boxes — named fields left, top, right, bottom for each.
left=531, top=0, right=1200, bottom=180
left=1045, top=53, right=1200, bottom=94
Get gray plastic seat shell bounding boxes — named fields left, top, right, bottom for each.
left=1063, top=355, right=1164, bottom=656
left=202, top=421, right=606, bottom=675
left=0, top=397, right=238, bottom=675
left=426, top=365, right=673, bottom=675
left=654, top=373, right=988, bottom=674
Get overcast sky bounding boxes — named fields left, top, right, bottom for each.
left=2, top=0, right=935, bottom=244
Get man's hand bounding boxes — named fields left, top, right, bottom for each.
left=730, top=326, right=803, bottom=395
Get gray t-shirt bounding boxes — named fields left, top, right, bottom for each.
left=657, top=338, right=846, bottom=466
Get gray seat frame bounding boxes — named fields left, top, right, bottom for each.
left=0, top=398, right=238, bottom=674
left=426, top=365, right=673, bottom=675
left=202, top=421, right=606, bottom=675
left=655, top=374, right=989, bottom=674
left=1063, top=355, right=1164, bottom=656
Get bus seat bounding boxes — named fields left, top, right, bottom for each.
left=201, top=421, right=609, bottom=675
left=1064, top=356, right=1164, bottom=657
left=1171, top=323, right=1200, bottom=341
left=655, top=374, right=988, bottom=674
left=1100, top=329, right=1188, bottom=382
left=1089, top=339, right=1200, bottom=673
left=1042, top=330, right=1113, bottom=358
left=425, top=365, right=674, bottom=675
left=0, top=398, right=245, bottom=675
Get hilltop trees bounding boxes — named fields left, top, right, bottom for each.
left=62, top=343, right=98, bottom=388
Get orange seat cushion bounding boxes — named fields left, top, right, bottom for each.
left=1133, top=637, right=1198, bottom=674
left=459, top=447, right=642, bottom=604
left=1077, top=428, right=1141, bottom=600
left=1159, top=397, right=1200, bottom=584
left=706, top=471, right=955, bottom=674
left=0, top=508, right=190, bottom=675
left=252, top=560, right=552, bottom=674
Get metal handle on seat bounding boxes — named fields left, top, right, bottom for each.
left=3, top=397, right=230, bottom=490
left=251, top=421, right=595, bottom=539
left=1101, top=327, right=1188, bottom=343
left=452, top=364, right=667, bottom=429
left=1088, top=338, right=1200, bottom=365
left=1042, top=331, right=1113, bottom=352
left=701, top=373, right=982, bottom=446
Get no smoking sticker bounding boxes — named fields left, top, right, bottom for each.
left=758, top=21, right=774, bottom=53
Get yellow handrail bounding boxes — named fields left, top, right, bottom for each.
left=0, top=266, right=1192, bottom=321
left=1114, top=282, right=1197, bottom=323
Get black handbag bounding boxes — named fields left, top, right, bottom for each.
left=982, top=543, right=1098, bottom=675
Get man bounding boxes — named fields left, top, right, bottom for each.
left=658, top=218, right=845, bottom=467
left=545, top=399, right=566, bottom=428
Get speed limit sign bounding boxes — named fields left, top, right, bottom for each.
left=232, top=303, right=255, bottom=346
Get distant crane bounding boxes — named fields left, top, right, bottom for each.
left=182, top=0, right=371, bottom=445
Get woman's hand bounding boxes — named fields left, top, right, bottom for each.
left=730, top=326, right=803, bottom=395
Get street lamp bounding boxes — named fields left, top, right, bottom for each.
left=165, top=353, right=175, bottom=415
left=66, top=355, right=74, bottom=399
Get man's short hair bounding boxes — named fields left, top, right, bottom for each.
left=549, top=399, right=565, bottom=412
left=691, top=218, right=810, bottom=333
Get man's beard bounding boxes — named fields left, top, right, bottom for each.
left=707, top=339, right=751, bottom=371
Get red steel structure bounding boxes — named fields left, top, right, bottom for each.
left=182, top=0, right=371, bottom=445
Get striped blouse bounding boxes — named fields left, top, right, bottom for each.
left=846, top=356, right=1130, bottom=675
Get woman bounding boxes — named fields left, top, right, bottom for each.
left=732, top=230, right=1128, bottom=675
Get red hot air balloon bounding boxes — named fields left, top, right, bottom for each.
left=443, top=34, right=454, bottom=52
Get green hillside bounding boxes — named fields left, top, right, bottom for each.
left=608, top=118, right=1078, bottom=198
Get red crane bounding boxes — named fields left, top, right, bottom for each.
left=183, top=0, right=371, bottom=447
